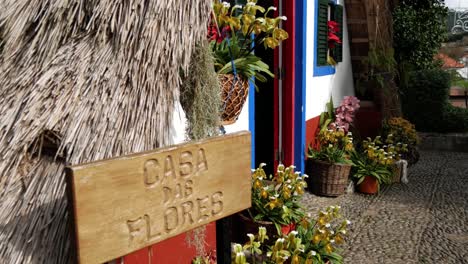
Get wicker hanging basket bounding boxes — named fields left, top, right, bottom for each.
left=305, top=159, right=351, bottom=197
left=218, top=74, right=250, bottom=125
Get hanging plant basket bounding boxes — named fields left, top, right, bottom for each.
left=305, top=159, right=351, bottom=197
left=219, top=74, right=249, bottom=125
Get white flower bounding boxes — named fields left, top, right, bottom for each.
left=260, top=162, right=267, bottom=168
left=290, top=231, right=298, bottom=235
left=236, top=252, right=244, bottom=257
left=251, top=169, right=255, bottom=172
left=277, top=238, right=285, bottom=243
left=303, top=174, right=309, bottom=178
left=346, top=220, right=352, bottom=225
left=330, top=239, right=335, bottom=243
left=330, top=230, right=335, bottom=235
left=311, top=250, right=317, bottom=256
left=247, top=2, right=255, bottom=6
left=340, top=230, right=347, bottom=234
left=233, top=4, right=243, bottom=9
left=222, top=2, right=231, bottom=8
left=330, top=205, right=335, bottom=209
left=286, top=179, right=292, bottom=183
left=325, top=223, right=331, bottom=228
left=279, top=16, right=288, bottom=21
left=319, top=229, right=325, bottom=234
left=270, top=6, right=277, bottom=11
left=263, top=186, right=270, bottom=190
left=288, top=185, right=292, bottom=189
left=337, top=205, right=341, bottom=209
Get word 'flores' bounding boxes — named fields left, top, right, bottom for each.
left=127, top=148, right=224, bottom=244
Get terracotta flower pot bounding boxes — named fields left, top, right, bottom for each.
left=357, top=176, right=378, bottom=194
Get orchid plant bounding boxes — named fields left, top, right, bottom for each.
left=250, top=163, right=308, bottom=235
left=309, top=96, right=360, bottom=164
left=232, top=206, right=351, bottom=264
left=329, top=96, right=360, bottom=133
left=209, top=0, right=288, bottom=83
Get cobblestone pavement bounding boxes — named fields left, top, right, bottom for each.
left=301, top=151, right=468, bottom=264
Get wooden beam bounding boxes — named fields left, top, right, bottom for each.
left=352, top=38, right=369, bottom=43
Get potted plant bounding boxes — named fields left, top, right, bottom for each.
left=307, top=129, right=354, bottom=197
left=237, top=163, right=308, bottom=242
left=382, top=117, right=419, bottom=166
left=210, top=0, right=288, bottom=124
left=232, top=206, right=351, bottom=264
left=351, top=135, right=407, bottom=194
left=306, top=96, right=359, bottom=197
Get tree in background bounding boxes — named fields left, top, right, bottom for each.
left=393, top=0, right=448, bottom=70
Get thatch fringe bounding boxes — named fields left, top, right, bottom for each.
left=0, top=0, right=212, bottom=263
left=180, top=40, right=221, bottom=141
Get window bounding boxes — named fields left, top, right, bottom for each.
left=314, top=0, right=344, bottom=76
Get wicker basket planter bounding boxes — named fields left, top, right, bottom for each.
left=218, top=74, right=250, bottom=125
left=305, top=159, right=352, bottom=197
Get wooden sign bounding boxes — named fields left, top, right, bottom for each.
left=66, top=131, right=252, bottom=264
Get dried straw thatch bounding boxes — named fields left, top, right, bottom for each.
left=0, top=1, right=212, bottom=263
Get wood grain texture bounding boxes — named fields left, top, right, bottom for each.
left=67, top=132, right=252, bottom=264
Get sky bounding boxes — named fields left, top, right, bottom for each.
left=445, top=0, right=468, bottom=8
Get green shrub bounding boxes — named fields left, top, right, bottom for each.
left=393, top=2, right=447, bottom=70
left=402, top=68, right=468, bottom=132
left=442, top=105, right=468, bottom=132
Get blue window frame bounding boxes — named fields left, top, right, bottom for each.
left=313, top=0, right=337, bottom=76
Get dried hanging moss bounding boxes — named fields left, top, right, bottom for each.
left=180, top=40, right=221, bottom=258
left=180, top=40, right=221, bottom=141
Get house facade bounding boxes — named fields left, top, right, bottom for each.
left=218, top=0, right=354, bottom=173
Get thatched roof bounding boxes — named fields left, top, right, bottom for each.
left=0, top=0, right=212, bottom=263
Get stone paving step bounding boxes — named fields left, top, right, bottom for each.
left=419, top=132, right=468, bottom=153
left=301, top=151, right=468, bottom=264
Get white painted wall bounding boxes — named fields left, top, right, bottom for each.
left=305, top=0, right=355, bottom=120
left=171, top=94, right=250, bottom=145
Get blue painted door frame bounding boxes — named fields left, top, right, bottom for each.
left=294, top=0, right=307, bottom=173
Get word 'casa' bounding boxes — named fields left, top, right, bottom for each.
left=143, top=148, right=208, bottom=187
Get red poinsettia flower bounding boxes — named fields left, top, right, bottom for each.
left=327, top=21, right=341, bottom=49
left=328, top=21, right=340, bottom=33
